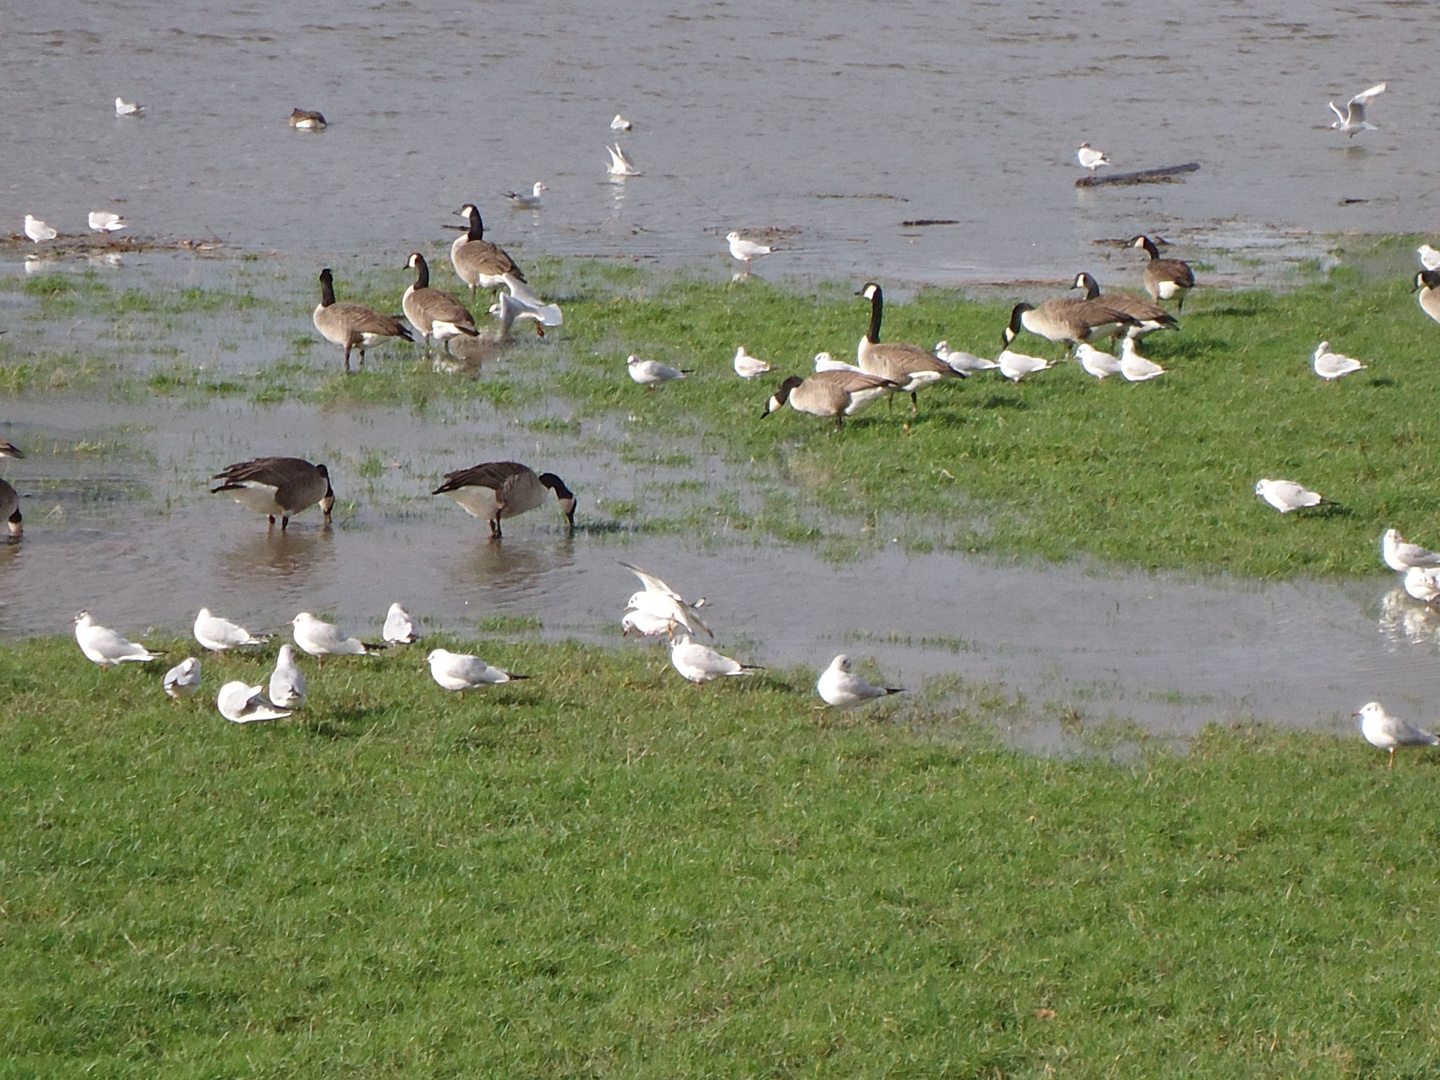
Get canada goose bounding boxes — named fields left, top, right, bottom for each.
left=288, top=108, right=327, bottom=130
left=762, top=369, right=898, bottom=430
left=426, top=648, right=529, bottom=692
left=1002, top=297, right=1138, bottom=355
left=383, top=602, right=419, bottom=645
left=1074, top=343, right=1123, bottom=380
left=451, top=204, right=527, bottom=298
left=1254, top=478, right=1322, bottom=513
left=1383, top=529, right=1440, bottom=573
left=289, top=612, right=382, bottom=662
left=24, top=215, right=56, bottom=242
left=313, top=268, right=413, bottom=372
left=1130, top=235, right=1195, bottom=311
left=628, top=355, right=691, bottom=387
left=856, top=282, right=962, bottom=413
left=669, top=632, right=762, bottom=685
left=606, top=144, right=640, bottom=176
left=268, top=645, right=307, bottom=709
left=114, top=96, right=144, bottom=117
left=217, top=681, right=291, bottom=723
left=1, top=441, right=22, bottom=540
left=193, top=608, right=268, bottom=653
left=1070, top=272, right=1178, bottom=337
left=1119, top=337, right=1166, bottom=381
left=163, top=658, right=202, bottom=700
left=1328, top=82, right=1385, bottom=137
left=727, top=232, right=771, bottom=276
left=1312, top=341, right=1366, bottom=381
left=504, top=182, right=547, bottom=209
left=1413, top=270, right=1440, bottom=326
left=210, top=456, right=334, bottom=530
left=611, top=114, right=632, bottom=131
left=1077, top=142, right=1109, bottom=175
left=88, top=211, right=125, bottom=233
left=74, top=611, right=162, bottom=668
left=1354, top=701, right=1438, bottom=769
left=432, top=461, right=577, bottom=538
left=817, top=654, right=903, bottom=708
left=402, top=252, right=479, bottom=352
left=733, top=346, right=771, bottom=379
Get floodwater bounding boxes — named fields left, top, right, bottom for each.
left=2, top=1, right=1437, bottom=742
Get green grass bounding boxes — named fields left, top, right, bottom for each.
left=3, top=636, right=1439, bottom=1076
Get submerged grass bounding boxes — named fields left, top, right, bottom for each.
left=3, top=636, right=1439, bottom=1076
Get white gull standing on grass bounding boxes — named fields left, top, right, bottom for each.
left=817, top=655, right=904, bottom=708
left=217, top=681, right=291, bottom=724
left=268, top=644, right=308, bottom=710
left=669, top=632, right=762, bottom=685
left=290, top=612, right=379, bottom=663
left=426, top=649, right=528, bottom=692
left=193, top=608, right=268, bottom=653
left=733, top=346, right=772, bottom=379
left=935, top=341, right=998, bottom=375
left=997, top=350, right=1052, bottom=383
left=1328, top=82, right=1386, bottom=137
left=1312, top=341, right=1366, bottom=382
left=1075, top=343, right=1124, bottom=380
left=163, top=658, right=202, bottom=701
left=383, top=602, right=419, bottom=645
left=1354, top=701, right=1439, bottom=768
left=74, top=611, right=162, bottom=668
left=627, top=355, right=690, bottom=387
left=1119, top=337, right=1166, bottom=381
left=1383, top=529, right=1440, bottom=573
left=1254, top=479, right=1322, bottom=513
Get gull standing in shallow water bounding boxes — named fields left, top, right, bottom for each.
left=1328, top=82, right=1386, bottom=137
left=24, top=215, right=57, bottom=242
left=1354, top=701, right=1439, bottom=768
left=74, top=611, right=162, bottom=668
left=669, top=632, right=762, bottom=685
left=1383, top=529, right=1440, bottom=573
left=1254, top=479, right=1322, bottom=513
left=217, top=682, right=291, bottom=724
left=726, top=232, right=771, bottom=276
left=817, top=655, right=904, bottom=708
left=1403, top=566, right=1440, bottom=605
left=163, top=658, right=202, bottom=701
left=1312, top=341, right=1366, bottom=382
left=426, top=649, right=528, bottom=692
left=1077, top=142, right=1109, bottom=175
left=88, top=211, right=125, bottom=233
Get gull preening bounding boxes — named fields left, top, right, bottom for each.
left=268, top=644, right=308, bottom=710
left=1312, top=341, right=1366, bottom=382
left=1077, top=142, right=1109, bottom=175
left=217, top=681, right=291, bottom=724
left=24, top=215, right=57, bottom=243
left=606, top=144, right=640, bottom=177
left=504, top=182, right=547, bottom=209
left=997, top=350, right=1052, bottom=383
left=668, top=632, right=761, bottom=685
left=163, top=658, right=202, bottom=700
left=193, top=608, right=268, bottom=653
left=1419, top=245, right=1440, bottom=272
left=627, top=355, right=691, bottom=387
left=1328, top=82, right=1386, bottom=137
left=383, top=602, right=418, bottom=645
left=74, top=611, right=162, bottom=668
left=1254, top=478, right=1322, bottom=513
left=290, top=612, right=379, bottom=663
left=611, top=114, right=632, bottom=131
left=1383, top=529, right=1440, bottom=573
left=733, top=346, right=772, bottom=379
left=1119, top=337, right=1166, bottom=382
left=1354, top=701, right=1439, bottom=768
left=620, top=561, right=713, bottom=638
left=935, top=341, right=998, bottom=375
left=88, top=211, right=126, bottom=234
left=426, top=648, right=527, bottom=692
left=1075, top=343, right=1124, bottom=381
left=726, top=232, right=771, bottom=276
left=114, top=96, right=144, bottom=117
left=1403, top=566, right=1440, bottom=605
left=817, top=654, right=903, bottom=708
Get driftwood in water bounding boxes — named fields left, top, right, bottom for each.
left=1075, top=162, right=1200, bottom=188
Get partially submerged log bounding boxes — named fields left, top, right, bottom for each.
left=1075, top=162, right=1200, bottom=188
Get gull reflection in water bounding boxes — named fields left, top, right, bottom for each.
left=1378, top=587, right=1440, bottom=646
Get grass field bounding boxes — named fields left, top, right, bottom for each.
left=3, top=636, right=1439, bottom=1077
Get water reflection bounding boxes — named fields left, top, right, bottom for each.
left=217, top=526, right=335, bottom=587
left=451, top=534, right=576, bottom=598
left=1378, top=588, right=1440, bottom=647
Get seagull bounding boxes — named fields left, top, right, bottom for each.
left=1403, top=566, right=1440, bottom=605
left=1313, top=341, right=1366, bottom=381
left=620, top=561, right=713, bottom=638
left=426, top=648, right=528, bottom=692
left=997, top=350, right=1053, bottom=383
left=1354, top=701, right=1439, bottom=768
left=383, top=602, right=418, bottom=645
left=1119, top=337, right=1166, bottom=382
left=935, top=341, right=998, bottom=375
left=1075, top=343, right=1124, bottom=380
left=1328, top=82, right=1386, bottom=137
left=1419, top=245, right=1440, bottom=272
left=88, top=211, right=126, bottom=233
left=669, top=631, right=762, bottom=685
left=813, top=351, right=865, bottom=375
left=1383, top=529, right=1440, bottom=573
left=217, top=681, right=291, bottom=724
left=74, top=611, right=162, bottom=668
left=268, top=644, right=308, bottom=710
left=621, top=608, right=673, bottom=638
left=193, top=608, right=268, bottom=653
left=288, top=108, right=327, bottom=130
left=726, top=232, right=771, bottom=276
left=504, top=181, right=547, bottom=209
left=1077, top=142, right=1109, bottom=175
left=290, top=612, right=379, bottom=663
left=627, top=355, right=691, bottom=387
left=163, top=658, right=202, bottom=700
left=24, top=215, right=57, bottom=243
left=606, top=144, right=640, bottom=176
left=1254, top=478, right=1322, bottom=513
left=114, top=96, right=144, bottom=117
left=817, top=654, right=904, bottom=708
left=733, top=346, right=772, bottom=379
left=611, top=114, right=632, bottom=131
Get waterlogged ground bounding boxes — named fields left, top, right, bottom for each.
left=3, top=252, right=1439, bottom=746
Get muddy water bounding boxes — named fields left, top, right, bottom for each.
left=3, top=1, right=1437, bottom=284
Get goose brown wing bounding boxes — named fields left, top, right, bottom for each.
left=455, top=239, right=527, bottom=282
left=412, top=287, right=476, bottom=329
left=1098, top=291, right=1177, bottom=327
left=432, top=460, right=531, bottom=495
left=329, top=301, right=407, bottom=337
left=813, top=369, right=897, bottom=393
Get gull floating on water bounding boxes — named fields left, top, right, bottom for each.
left=1354, top=701, right=1439, bottom=768
left=726, top=231, right=771, bottom=276
left=268, top=644, right=308, bottom=710
left=935, top=341, right=998, bottom=375
left=611, top=114, right=632, bottom=131
left=290, top=612, right=379, bottom=663
left=817, top=654, right=904, bottom=708
left=1075, top=343, right=1124, bottom=380
left=193, top=608, right=268, bottom=653
left=163, top=658, right=202, bottom=700
left=1254, top=478, right=1322, bottom=513
left=733, top=346, right=772, bottom=379
left=24, top=215, right=57, bottom=243
left=383, top=602, right=418, bottom=645
left=997, top=349, right=1052, bottom=383
left=1403, top=566, right=1440, bottom=605
left=606, top=144, right=640, bottom=176
left=74, top=611, right=162, bottom=668
left=1077, top=142, right=1109, bottom=175
left=1328, top=82, right=1386, bottom=137
left=1383, top=528, right=1440, bottom=573
left=620, top=561, right=712, bottom=639
left=1119, top=337, right=1166, bottom=382
left=288, top=108, right=327, bottom=130
left=669, top=631, right=761, bottom=685
left=217, top=681, right=291, bottom=724
left=426, top=648, right=528, bottom=692
left=114, top=96, right=144, bottom=117
left=88, top=211, right=125, bottom=233
left=1313, top=341, right=1366, bottom=381
left=504, top=181, right=547, bottom=209
left=627, top=355, right=690, bottom=387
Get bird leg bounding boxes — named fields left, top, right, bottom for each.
left=1389, top=747, right=1396, bottom=770
left=910, top=391, right=919, bottom=415
left=343, top=345, right=353, bottom=374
